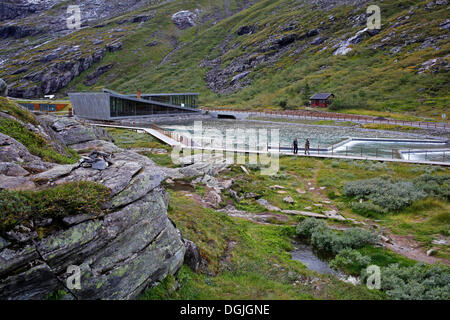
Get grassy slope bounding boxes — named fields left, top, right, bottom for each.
left=0, top=97, right=79, bottom=164
left=56, top=0, right=450, bottom=118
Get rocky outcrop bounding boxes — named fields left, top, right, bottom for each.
left=84, top=64, right=114, bottom=86
left=8, top=47, right=107, bottom=98
left=0, top=116, right=186, bottom=300
left=39, top=115, right=112, bottom=146
left=171, top=10, right=198, bottom=29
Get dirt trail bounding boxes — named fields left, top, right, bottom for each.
left=380, top=230, right=449, bottom=265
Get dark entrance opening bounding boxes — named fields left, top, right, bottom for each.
left=217, top=114, right=236, bottom=119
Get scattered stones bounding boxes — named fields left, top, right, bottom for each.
left=277, top=190, right=287, bottom=194
left=311, top=36, right=327, bottom=45
left=79, top=150, right=112, bottom=171
left=432, top=239, right=447, bottom=245
left=426, top=248, right=437, bottom=256
left=296, top=188, right=306, bottom=194
left=313, top=203, right=323, bottom=207
left=230, top=71, right=250, bottom=85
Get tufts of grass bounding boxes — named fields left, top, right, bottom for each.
left=0, top=118, right=79, bottom=164
left=0, top=97, right=37, bottom=125
left=0, top=181, right=111, bottom=236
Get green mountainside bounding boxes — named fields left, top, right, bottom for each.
left=1, top=0, right=448, bottom=117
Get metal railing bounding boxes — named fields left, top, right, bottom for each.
left=203, top=108, right=448, bottom=130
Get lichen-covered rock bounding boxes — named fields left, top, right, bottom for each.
left=38, top=116, right=111, bottom=146
left=0, top=132, right=40, bottom=163
left=0, top=162, right=29, bottom=176
left=0, top=174, right=35, bottom=190
left=0, top=118, right=186, bottom=300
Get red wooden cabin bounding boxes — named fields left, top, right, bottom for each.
left=310, top=93, right=334, bottom=108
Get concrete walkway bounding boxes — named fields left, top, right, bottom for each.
left=91, top=123, right=449, bottom=167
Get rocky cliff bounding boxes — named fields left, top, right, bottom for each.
left=0, top=101, right=186, bottom=300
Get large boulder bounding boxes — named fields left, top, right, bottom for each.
left=171, top=10, right=197, bottom=29
left=38, top=115, right=112, bottom=146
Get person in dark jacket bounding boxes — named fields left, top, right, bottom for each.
left=293, top=138, right=298, bottom=154
left=305, top=138, right=310, bottom=155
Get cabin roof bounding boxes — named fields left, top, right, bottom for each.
left=310, top=93, right=334, bottom=100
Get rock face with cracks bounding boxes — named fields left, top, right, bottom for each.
left=0, top=114, right=186, bottom=300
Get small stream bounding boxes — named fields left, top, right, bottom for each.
left=291, top=241, right=360, bottom=285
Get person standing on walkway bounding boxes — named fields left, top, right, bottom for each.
left=293, top=138, right=298, bottom=154
left=305, top=138, right=310, bottom=155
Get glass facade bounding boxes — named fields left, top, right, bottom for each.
left=110, top=96, right=196, bottom=118
left=142, top=94, right=198, bottom=109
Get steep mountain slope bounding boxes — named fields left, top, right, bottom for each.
left=0, top=0, right=448, bottom=117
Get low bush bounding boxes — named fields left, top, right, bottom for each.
left=296, top=218, right=378, bottom=254
left=361, top=263, right=450, bottom=300
left=295, top=218, right=327, bottom=239
left=0, top=181, right=111, bottom=235
left=413, top=174, right=450, bottom=201
left=343, top=178, right=426, bottom=212
left=330, top=248, right=371, bottom=275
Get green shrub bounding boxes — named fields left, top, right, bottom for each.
left=296, top=218, right=378, bottom=254
left=413, top=174, right=450, bottom=201
left=295, top=218, right=327, bottom=238
left=330, top=248, right=371, bottom=275
left=310, top=228, right=343, bottom=253
left=361, top=263, right=450, bottom=300
left=0, top=181, right=111, bottom=234
left=343, top=178, right=426, bottom=212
